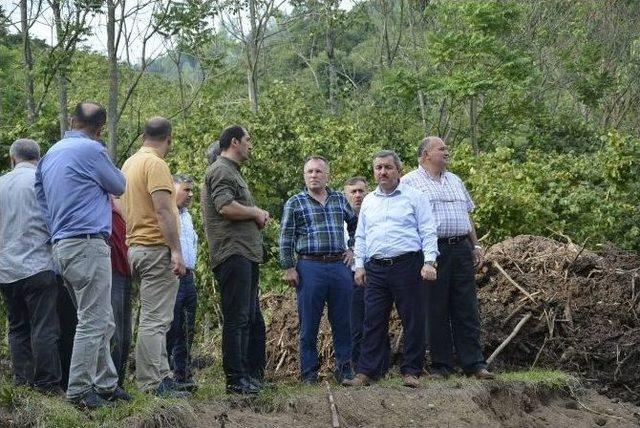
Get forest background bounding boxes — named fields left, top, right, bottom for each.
left=1, top=0, right=640, bottom=322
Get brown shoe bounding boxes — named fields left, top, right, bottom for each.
left=342, top=373, right=372, bottom=387
left=428, top=371, right=448, bottom=381
left=402, top=374, right=420, bottom=388
left=471, top=369, right=495, bottom=380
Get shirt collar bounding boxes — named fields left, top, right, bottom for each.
left=304, top=187, right=335, bottom=197
left=139, top=146, right=163, bottom=158
left=64, top=130, right=93, bottom=140
left=419, top=164, right=445, bottom=181
left=14, top=162, right=36, bottom=170
left=373, top=181, right=403, bottom=197
left=219, top=156, right=240, bottom=170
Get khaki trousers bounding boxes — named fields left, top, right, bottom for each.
left=129, top=245, right=178, bottom=391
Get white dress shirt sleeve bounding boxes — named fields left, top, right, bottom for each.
left=416, top=191, right=439, bottom=262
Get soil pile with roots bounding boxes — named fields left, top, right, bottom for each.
left=262, top=235, right=640, bottom=403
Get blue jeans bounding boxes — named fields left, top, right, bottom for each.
left=296, top=259, right=352, bottom=381
left=110, top=271, right=132, bottom=386
left=166, top=271, right=197, bottom=381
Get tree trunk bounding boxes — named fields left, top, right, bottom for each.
left=247, top=0, right=259, bottom=113
left=470, top=96, right=479, bottom=155
left=20, top=0, right=36, bottom=125
left=107, top=0, right=119, bottom=159
left=51, top=0, right=68, bottom=137
left=326, top=17, right=338, bottom=114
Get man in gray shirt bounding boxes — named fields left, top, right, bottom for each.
left=0, top=139, right=62, bottom=394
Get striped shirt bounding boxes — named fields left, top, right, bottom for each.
left=179, top=209, right=198, bottom=270
left=402, top=165, right=474, bottom=238
left=279, top=189, right=357, bottom=269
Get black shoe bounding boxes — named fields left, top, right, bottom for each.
left=99, top=386, right=132, bottom=402
left=173, top=377, right=198, bottom=392
left=68, top=390, right=112, bottom=409
left=226, top=377, right=259, bottom=395
left=334, top=367, right=355, bottom=384
left=153, top=377, right=191, bottom=398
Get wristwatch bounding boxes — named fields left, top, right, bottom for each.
left=424, top=260, right=438, bottom=269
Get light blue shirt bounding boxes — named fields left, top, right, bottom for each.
left=0, top=163, right=54, bottom=283
left=179, top=208, right=198, bottom=269
left=35, top=130, right=126, bottom=242
left=354, top=182, right=439, bottom=269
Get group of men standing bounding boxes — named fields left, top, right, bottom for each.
left=0, top=102, right=201, bottom=409
left=0, top=99, right=492, bottom=408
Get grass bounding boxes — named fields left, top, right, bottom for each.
left=0, top=367, right=577, bottom=427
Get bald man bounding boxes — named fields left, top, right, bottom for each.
left=121, top=117, right=187, bottom=397
left=402, top=136, right=493, bottom=380
left=35, top=102, right=127, bottom=408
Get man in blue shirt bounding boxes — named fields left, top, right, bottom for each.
left=166, top=174, right=198, bottom=391
left=279, top=156, right=358, bottom=384
left=35, top=102, right=129, bottom=409
left=344, top=150, right=438, bottom=388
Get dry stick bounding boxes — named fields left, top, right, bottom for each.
left=487, top=312, right=533, bottom=365
left=325, top=381, right=341, bottom=428
left=493, top=261, right=536, bottom=303
left=393, top=326, right=404, bottom=355
left=275, top=350, right=288, bottom=373
left=530, top=336, right=548, bottom=369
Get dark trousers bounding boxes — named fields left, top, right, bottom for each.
left=351, top=282, right=390, bottom=376
left=296, top=259, right=352, bottom=381
left=428, top=240, right=486, bottom=374
left=357, top=252, right=426, bottom=379
left=56, top=275, right=77, bottom=391
left=167, top=270, right=198, bottom=381
left=213, top=255, right=266, bottom=384
left=110, top=271, right=132, bottom=386
left=0, top=270, right=62, bottom=390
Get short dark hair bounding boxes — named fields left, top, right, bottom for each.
left=73, top=102, right=106, bottom=130
left=144, top=117, right=172, bottom=141
left=374, top=149, right=402, bottom=170
left=206, top=141, right=221, bottom=165
left=344, top=176, right=367, bottom=187
left=10, top=138, right=40, bottom=162
left=219, top=125, right=246, bottom=150
left=173, top=173, right=193, bottom=184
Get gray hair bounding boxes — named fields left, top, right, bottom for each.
left=304, top=155, right=330, bottom=172
left=10, top=139, right=40, bottom=162
left=373, top=150, right=402, bottom=170
left=418, top=136, right=443, bottom=158
left=206, top=141, right=221, bottom=165
left=173, top=173, right=193, bottom=184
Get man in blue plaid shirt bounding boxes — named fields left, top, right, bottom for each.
left=279, top=156, right=358, bottom=384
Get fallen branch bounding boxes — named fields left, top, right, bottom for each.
left=325, top=381, right=341, bottom=428
left=493, top=261, right=536, bottom=303
left=487, top=312, right=533, bottom=365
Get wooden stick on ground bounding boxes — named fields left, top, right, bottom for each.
left=493, top=261, right=536, bottom=303
left=325, top=381, right=341, bottom=428
left=487, top=312, right=533, bottom=365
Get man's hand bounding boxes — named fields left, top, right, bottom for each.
left=354, top=267, right=366, bottom=287
left=283, top=267, right=299, bottom=288
left=343, top=249, right=354, bottom=267
left=171, top=250, right=187, bottom=277
left=254, top=207, right=270, bottom=229
left=421, top=264, right=437, bottom=281
left=472, top=245, right=484, bottom=267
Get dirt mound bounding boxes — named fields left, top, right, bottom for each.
left=193, top=379, right=640, bottom=428
left=478, top=235, right=640, bottom=403
left=263, top=235, right=640, bottom=404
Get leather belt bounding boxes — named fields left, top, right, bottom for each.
left=370, top=251, right=420, bottom=267
left=56, top=233, right=109, bottom=244
left=299, top=253, right=344, bottom=262
left=438, top=235, right=468, bottom=245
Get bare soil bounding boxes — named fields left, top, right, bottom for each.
left=191, top=380, right=640, bottom=428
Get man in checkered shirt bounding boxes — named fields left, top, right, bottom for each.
left=402, top=136, right=494, bottom=380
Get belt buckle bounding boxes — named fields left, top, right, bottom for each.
left=381, top=258, right=393, bottom=266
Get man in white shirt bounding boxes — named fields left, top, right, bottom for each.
left=344, top=150, right=438, bottom=388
